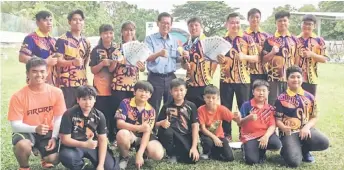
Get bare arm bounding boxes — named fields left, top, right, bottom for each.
left=191, top=123, right=199, bottom=149
left=263, top=125, right=276, bottom=138
left=19, top=53, right=32, bottom=63
left=240, top=54, right=258, bottom=63
left=137, top=130, right=151, bottom=155
left=57, top=55, right=74, bottom=67
left=146, top=52, right=162, bottom=62
left=91, top=62, right=105, bottom=74
left=116, top=119, right=140, bottom=132
left=263, top=51, right=275, bottom=63
left=97, top=134, right=107, bottom=167
left=312, top=54, right=328, bottom=63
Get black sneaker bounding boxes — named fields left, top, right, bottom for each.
left=302, top=151, right=315, bottom=163
left=258, top=154, right=267, bottom=164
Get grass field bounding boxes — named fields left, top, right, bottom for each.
left=1, top=46, right=344, bottom=170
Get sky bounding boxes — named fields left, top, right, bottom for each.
left=126, top=0, right=322, bottom=21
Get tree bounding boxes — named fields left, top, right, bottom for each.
left=318, top=1, right=344, bottom=40
left=1, top=1, right=159, bottom=41
left=261, top=5, right=300, bottom=35
left=172, top=1, right=240, bottom=36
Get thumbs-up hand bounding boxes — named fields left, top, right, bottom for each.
left=45, top=53, right=58, bottom=66
left=303, top=48, right=314, bottom=58
left=84, top=133, right=98, bottom=149
left=161, top=118, right=171, bottom=129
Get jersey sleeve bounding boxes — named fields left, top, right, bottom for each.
left=97, top=111, right=108, bottom=135
left=7, top=94, right=24, bottom=121
left=59, top=112, right=73, bottom=135
left=19, top=36, right=34, bottom=56
left=53, top=89, right=67, bottom=116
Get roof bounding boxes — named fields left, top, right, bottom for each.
left=290, top=12, right=344, bottom=20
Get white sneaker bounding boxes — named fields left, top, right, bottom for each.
left=200, top=154, right=209, bottom=160
left=168, top=156, right=177, bottom=163
left=119, top=157, right=129, bottom=170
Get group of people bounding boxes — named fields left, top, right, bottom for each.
left=8, top=7, right=330, bottom=170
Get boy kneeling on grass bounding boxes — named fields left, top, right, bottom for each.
left=239, top=79, right=281, bottom=165
left=59, top=85, right=119, bottom=170
left=156, top=78, right=200, bottom=164
left=198, top=85, right=241, bottom=161
left=115, top=81, right=164, bottom=170
left=275, top=66, right=329, bottom=167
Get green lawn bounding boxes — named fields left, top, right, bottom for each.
left=1, top=47, right=344, bottom=170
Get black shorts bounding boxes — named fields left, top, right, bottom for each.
left=12, top=131, right=59, bottom=158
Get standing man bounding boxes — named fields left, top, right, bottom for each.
left=244, top=8, right=271, bottom=97
left=182, top=17, right=217, bottom=108
left=262, top=11, right=302, bottom=105
left=218, top=13, right=259, bottom=141
left=144, top=12, right=188, bottom=113
left=19, top=11, right=58, bottom=85
left=56, top=9, right=91, bottom=108
left=298, top=14, right=328, bottom=96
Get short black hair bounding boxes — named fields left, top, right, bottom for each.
left=204, top=85, right=220, bottom=95
left=187, top=17, right=202, bottom=25
left=99, top=24, right=113, bottom=34
left=76, top=85, right=97, bottom=99
left=286, top=65, right=303, bottom=78
left=67, top=9, right=85, bottom=22
left=226, top=12, right=239, bottom=21
left=302, top=14, right=317, bottom=24
left=252, top=79, right=270, bottom=90
left=26, top=57, right=47, bottom=72
left=247, top=8, right=261, bottom=20
left=157, top=12, right=173, bottom=23
left=170, top=78, right=186, bottom=90
left=35, top=11, right=52, bottom=21
left=275, top=11, right=290, bottom=21
left=134, top=81, right=154, bottom=94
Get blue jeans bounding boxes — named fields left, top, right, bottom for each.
left=59, top=147, right=119, bottom=170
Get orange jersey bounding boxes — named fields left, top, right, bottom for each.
left=198, top=105, right=234, bottom=138
left=8, top=84, right=66, bottom=130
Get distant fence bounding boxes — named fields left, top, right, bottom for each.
left=0, top=13, right=65, bottom=37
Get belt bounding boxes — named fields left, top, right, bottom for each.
left=149, top=72, right=175, bottom=77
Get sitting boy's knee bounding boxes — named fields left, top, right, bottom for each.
left=14, top=139, right=32, bottom=153
left=147, top=141, right=164, bottom=160
left=116, top=129, right=131, bottom=143
left=43, top=153, right=60, bottom=165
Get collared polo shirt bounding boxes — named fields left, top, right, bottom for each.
left=244, top=27, right=271, bottom=75
left=274, top=88, right=317, bottom=135
left=89, top=42, right=116, bottom=96
left=221, top=30, right=259, bottom=84
left=55, top=31, right=91, bottom=87
left=240, top=99, right=276, bottom=143
left=184, top=34, right=218, bottom=87
left=157, top=100, right=199, bottom=135
left=115, top=98, right=156, bottom=136
left=297, top=33, right=329, bottom=84
left=144, top=32, right=180, bottom=74
left=263, top=31, right=302, bottom=82
left=59, top=105, right=107, bottom=141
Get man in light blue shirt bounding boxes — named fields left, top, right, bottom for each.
left=144, top=12, right=187, bottom=114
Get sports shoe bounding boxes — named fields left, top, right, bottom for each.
left=200, top=154, right=209, bottom=160
left=302, top=151, right=315, bottom=163
left=258, top=153, right=267, bottom=164
left=41, top=160, right=54, bottom=169
left=119, top=156, right=130, bottom=170
left=167, top=155, right=177, bottom=163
